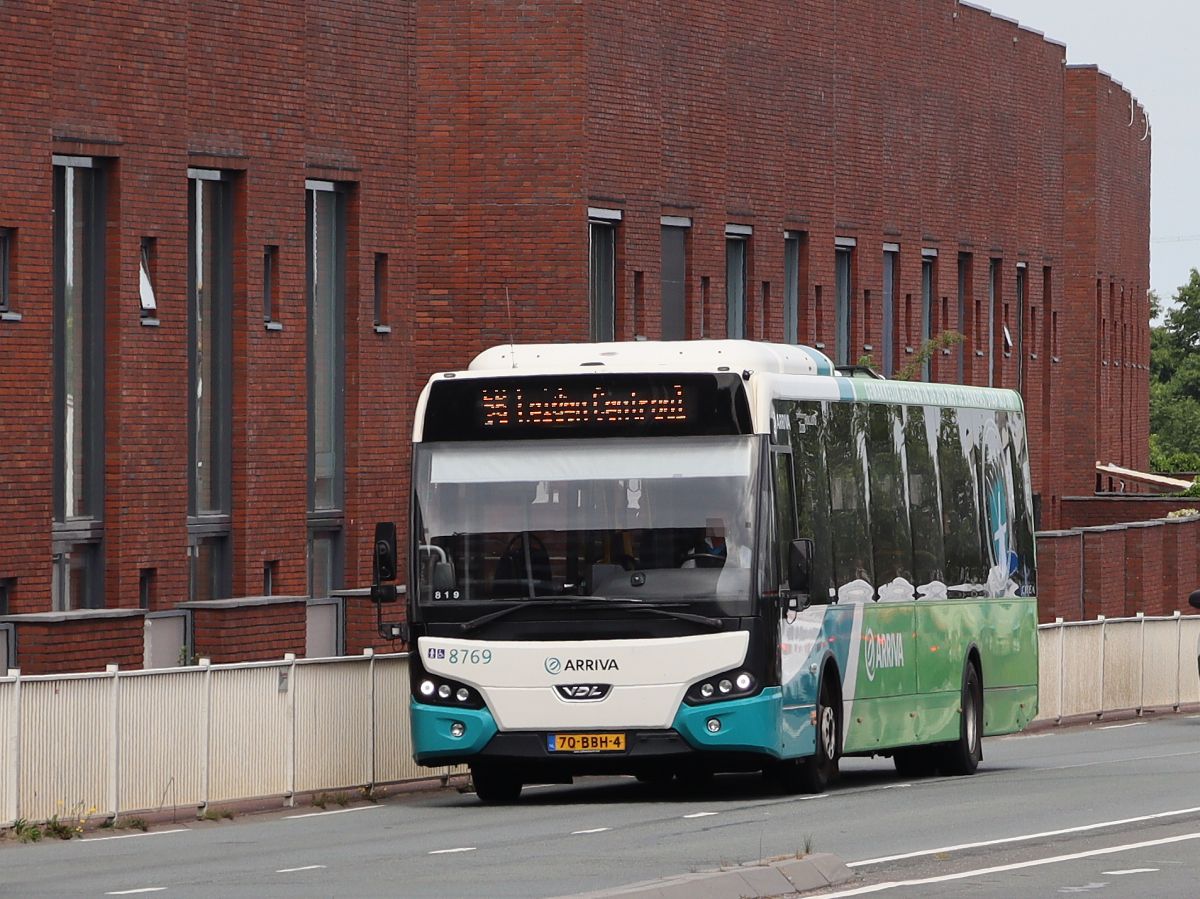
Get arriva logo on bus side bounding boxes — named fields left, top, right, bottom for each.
left=864, top=629, right=905, bottom=681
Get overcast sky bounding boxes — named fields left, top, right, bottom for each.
left=985, top=0, right=1200, bottom=304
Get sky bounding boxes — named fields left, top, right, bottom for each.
left=984, top=0, right=1200, bottom=305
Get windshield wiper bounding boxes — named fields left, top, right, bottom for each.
left=460, top=600, right=560, bottom=634
left=458, top=596, right=725, bottom=634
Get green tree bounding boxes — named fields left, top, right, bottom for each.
left=1149, top=269, right=1200, bottom=472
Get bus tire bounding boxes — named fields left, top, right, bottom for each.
left=797, top=673, right=841, bottom=793
left=939, top=661, right=983, bottom=776
left=471, top=764, right=522, bottom=803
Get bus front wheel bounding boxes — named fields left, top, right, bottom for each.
left=788, top=674, right=841, bottom=794
left=471, top=764, right=523, bottom=803
left=939, top=662, right=983, bottom=776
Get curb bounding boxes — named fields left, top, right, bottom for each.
left=558, top=852, right=856, bottom=899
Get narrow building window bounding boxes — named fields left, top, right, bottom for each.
left=1016, top=263, right=1027, bottom=391
left=187, top=169, right=234, bottom=601
left=373, top=252, right=390, bottom=333
left=264, top=560, right=278, bottom=596
left=139, top=568, right=156, bottom=610
left=588, top=209, right=620, bottom=341
left=307, top=180, right=349, bottom=595
left=53, top=156, right=106, bottom=610
left=834, top=238, right=856, bottom=365
left=784, top=232, right=805, bottom=345
left=921, top=249, right=937, bottom=381
left=882, top=245, right=899, bottom=375
left=957, top=252, right=972, bottom=383
left=988, top=258, right=1001, bottom=386
left=726, top=225, right=752, bottom=339
left=699, top=276, right=710, bottom=338
left=263, top=244, right=281, bottom=329
left=0, top=578, right=13, bottom=615
left=660, top=218, right=689, bottom=341
left=0, top=228, right=14, bottom=314
left=139, top=237, right=158, bottom=319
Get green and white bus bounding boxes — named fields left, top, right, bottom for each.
left=377, top=340, right=1038, bottom=801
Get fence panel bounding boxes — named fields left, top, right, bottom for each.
left=1102, top=620, right=1142, bottom=713
left=1035, top=624, right=1061, bottom=722
left=118, top=669, right=206, bottom=814
left=19, top=675, right=112, bottom=822
left=1181, top=617, right=1200, bottom=706
left=1059, top=625, right=1103, bottom=718
left=294, top=659, right=371, bottom=793
left=373, top=656, right=432, bottom=783
left=207, top=665, right=289, bottom=803
left=1142, top=619, right=1181, bottom=709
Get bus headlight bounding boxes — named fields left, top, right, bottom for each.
left=420, top=680, right=436, bottom=697
left=685, top=669, right=758, bottom=705
left=412, top=673, right=484, bottom=709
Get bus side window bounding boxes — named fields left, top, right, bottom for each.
left=771, top=448, right=798, bottom=590
left=789, top=401, right=835, bottom=602
left=937, top=407, right=984, bottom=593
left=1006, top=412, right=1037, bottom=594
left=826, top=402, right=874, bottom=594
left=904, top=406, right=946, bottom=589
left=866, top=403, right=914, bottom=592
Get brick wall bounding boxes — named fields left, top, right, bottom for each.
left=1, top=611, right=145, bottom=675
left=1062, top=496, right=1200, bottom=528
left=181, top=597, right=307, bottom=664
left=0, top=1, right=1152, bottom=667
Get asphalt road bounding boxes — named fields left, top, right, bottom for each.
left=2, top=713, right=1199, bottom=898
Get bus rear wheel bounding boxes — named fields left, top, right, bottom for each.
left=471, top=764, right=523, bottom=803
left=939, top=662, right=983, bottom=776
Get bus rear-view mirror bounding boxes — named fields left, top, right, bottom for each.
left=1189, top=588, right=1200, bottom=610
left=372, top=521, right=399, bottom=604
left=788, top=538, right=814, bottom=599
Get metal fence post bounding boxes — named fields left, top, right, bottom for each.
left=284, top=653, right=297, bottom=807
left=1097, top=615, right=1107, bottom=719
left=1175, top=610, right=1183, bottom=711
left=1137, top=613, right=1145, bottom=716
left=107, top=664, right=120, bottom=819
left=5, top=669, right=20, bottom=827
left=365, top=649, right=376, bottom=789
left=1056, top=618, right=1065, bottom=724
left=200, top=657, right=212, bottom=813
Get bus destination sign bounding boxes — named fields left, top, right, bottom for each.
left=481, top=383, right=688, bottom=429
left=422, top=373, right=752, bottom=441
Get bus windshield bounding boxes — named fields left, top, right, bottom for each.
left=413, top=435, right=760, bottom=612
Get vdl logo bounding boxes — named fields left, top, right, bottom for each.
left=863, top=628, right=905, bottom=682
left=545, top=657, right=563, bottom=674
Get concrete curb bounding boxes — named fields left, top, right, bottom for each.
left=559, top=852, right=856, bottom=899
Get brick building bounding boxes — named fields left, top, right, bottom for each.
left=0, top=1, right=1159, bottom=671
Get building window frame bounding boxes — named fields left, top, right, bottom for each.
left=882, top=244, right=899, bottom=375
left=726, top=224, right=752, bottom=339
left=186, top=169, right=235, bottom=602
left=588, top=208, right=621, bottom=342
left=0, top=227, right=15, bottom=318
left=263, top=244, right=282, bottom=331
left=783, top=232, right=806, bottom=345
left=834, top=237, right=856, bottom=366
left=920, top=248, right=937, bottom=381
left=52, top=156, right=107, bottom=609
left=660, top=217, right=690, bottom=341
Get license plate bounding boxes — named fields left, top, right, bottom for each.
left=547, top=732, right=627, bottom=753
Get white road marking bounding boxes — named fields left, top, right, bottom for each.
left=1099, top=722, right=1144, bottom=730
left=849, top=805, right=1200, bottom=866
left=1101, top=868, right=1159, bottom=875
left=881, top=783, right=911, bottom=790
left=285, top=805, right=383, bottom=819
left=429, top=847, right=476, bottom=855
left=571, top=827, right=611, bottom=835
left=82, top=829, right=188, bottom=842
left=105, top=890, right=166, bottom=896
left=825, top=831, right=1200, bottom=897
left=683, top=812, right=718, bottom=819
left=276, top=865, right=327, bottom=873
left=1043, top=749, right=1200, bottom=773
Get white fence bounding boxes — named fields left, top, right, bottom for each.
left=2, top=615, right=1199, bottom=827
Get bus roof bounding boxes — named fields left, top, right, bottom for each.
left=468, top=340, right=837, bottom=377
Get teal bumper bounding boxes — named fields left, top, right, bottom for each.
left=671, top=687, right=785, bottom=757
left=411, top=699, right=499, bottom=764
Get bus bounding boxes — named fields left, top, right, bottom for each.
left=372, top=340, right=1038, bottom=802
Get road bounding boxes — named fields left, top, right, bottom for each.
left=2, top=713, right=1198, bottom=898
